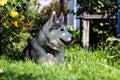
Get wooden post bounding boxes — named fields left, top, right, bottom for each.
left=83, top=20, right=90, bottom=50
left=83, top=12, right=90, bottom=50
left=81, top=11, right=116, bottom=50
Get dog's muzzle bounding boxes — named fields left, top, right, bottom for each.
left=60, top=36, right=74, bottom=46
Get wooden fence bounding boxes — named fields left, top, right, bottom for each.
left=80, top=12, right=116, bottom=50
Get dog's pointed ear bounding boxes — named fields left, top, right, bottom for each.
left=58, top=12, right=64, bottom=22
left=50, top=11, right=57, bottom=23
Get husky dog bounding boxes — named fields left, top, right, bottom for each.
left=22, top=11, right=74, bottom=65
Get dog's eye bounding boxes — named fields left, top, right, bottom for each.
left=60, top=28, right=64, bottom=31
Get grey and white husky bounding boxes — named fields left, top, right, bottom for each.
left=22, top=11, right=74, bottom=65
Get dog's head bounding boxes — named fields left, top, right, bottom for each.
left=42, top=11, right=74, bottom=49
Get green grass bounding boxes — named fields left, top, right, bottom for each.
left=0, top=46, right=120, bottom=80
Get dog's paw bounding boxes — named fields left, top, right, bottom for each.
left=38, top=53, right=56, bottom=65
left=46, top=53, right=56, bottom=64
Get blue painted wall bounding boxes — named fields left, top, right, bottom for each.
left=118, top=0, right=120, bottom=32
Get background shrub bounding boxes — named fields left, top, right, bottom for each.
left=77, top=0, right=117, bottom=49
left=0, top=0, right=61, bottom=59
left=0, top=0, right=30, bottom=59
left=105, top=36, right=120, bottom=65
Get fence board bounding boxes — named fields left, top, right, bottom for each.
left=81, top=12, right=116, bottom=50
left=82, top=14, right=116, bottom=20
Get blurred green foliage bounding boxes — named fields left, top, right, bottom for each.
left=77, top=0, right=117, bottom=15
left=77, top=0, right=117, bottom=49
left=105, top=36, right=120, bottom=65
left=0, top=0, right=118, bottom=61
left=0, top=0, right=61, bottom=59
left=0, top=0, right=30, bottom=59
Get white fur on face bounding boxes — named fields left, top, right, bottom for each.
left=42, top=11, right=73, bottom=47
left=48, top=24, right=73, bottom=46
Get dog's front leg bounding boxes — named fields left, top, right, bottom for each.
left=56, top=50, right=64, bottom=62
left=38, top=53, right=56, bottom=65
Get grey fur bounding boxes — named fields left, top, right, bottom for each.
left=22, top=11, right=74, bottom=65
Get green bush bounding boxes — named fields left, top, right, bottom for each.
left=105, top=36, right=120, bottom=65
left=68, top=25, right=80, bottom=44
left=77, top=0, right=117, bottom=49
left=0, top=0, right=37, bottom=59
left=0, top=0, right=62, bottom=59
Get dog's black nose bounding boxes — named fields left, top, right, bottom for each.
left=71, top=36, right=74, bottom=41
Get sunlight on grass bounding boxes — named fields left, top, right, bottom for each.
left=0, top=45, right=120, bottom=80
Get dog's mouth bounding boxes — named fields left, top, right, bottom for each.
left=59, top=38, right=71, bottom=46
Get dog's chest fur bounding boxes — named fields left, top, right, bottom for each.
left=26, top=36, right=64, bottom=65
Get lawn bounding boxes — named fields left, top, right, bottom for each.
left=0, top=45, right=120, bottom=80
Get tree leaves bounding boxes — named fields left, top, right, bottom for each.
left=77, top=0, right=117, bottom=15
